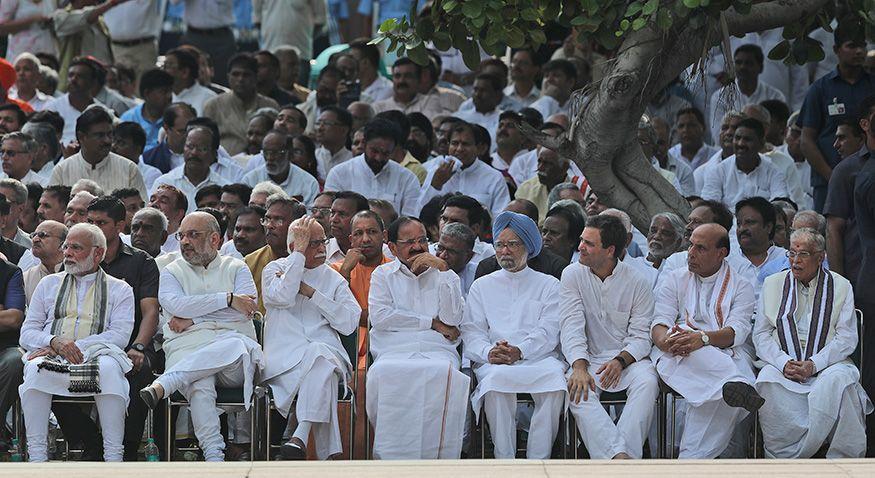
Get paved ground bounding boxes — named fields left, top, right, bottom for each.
left=2, top=459, right=874, bottom=477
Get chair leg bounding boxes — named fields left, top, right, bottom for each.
left=669, top=396, right=676, bottom=459
left=348, top=392, right=355, bottom=460
left=165, top=400, right=173, bottom=462
left=656, top=392, right=665, bottom=459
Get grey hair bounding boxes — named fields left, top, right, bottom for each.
left=787, top=111, right=800, bottom=128
left=252, top=181, right=287, bottom=199
left=637, top=114, right=656, bottom=144
left=71, top=178, right=104, bottom=196
left=265, top=193, right=299, bottom=211
left=133, top=206, right=169, bottom=232
left=1, top=131, right=38, bottom=154
left=43, top=220, right=69, bottom=243
left=273, top=44, right=302, bottom=56
left=0, top=178, right=28, bottom=204
left=38, top=65, right=58, bottom=91
left=550, top=198, right=586, bottom=221
left=721, top=110, right=745, bottom=124
left=13, top=52, right=41, bottom=67
left=440, top=222, right=476, bottom=251
left=547, top=182, right=580, bottom=211
left=68, top=223, right=107, bottom=262
left=600, top=208, right=632, bottom=233
left=792, top=210, right=827, bottom=236
left=790, top=227, right=825, bottom=252
left=250, top=108, right=278, bottom=123
left=743, top=103, right=771, bottom=125
left=651, top=212, right=686, bottom=241
left=21, top=122, right=59, bottom=159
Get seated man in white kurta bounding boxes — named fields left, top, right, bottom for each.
left=461, top=211, right=566, bottom=459
left=262, top=217, right=360, bottom=460
left=754, top=228, right=872, bottom=458
left=651, top=223, right=764, bottom=458
left=561, top=215, right=658, bottom=459
left=139, top=212, right=264, bottom=462
left=19, top=223, right=135, bottom=462
left=367, top=216, right=469, bottom=459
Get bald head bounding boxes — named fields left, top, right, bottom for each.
left=179, top=211, right=222, bottom=266
left=687, top=223, right=730, bottom=277
left=505, top=199, right=539, bottom=224
left=545, top=114, right=569, bottom=129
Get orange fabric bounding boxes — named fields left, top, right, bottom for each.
left=0, top=58, right=15, bottom=91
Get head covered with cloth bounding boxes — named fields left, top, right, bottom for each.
left=493, top=211, right=542, bottom=272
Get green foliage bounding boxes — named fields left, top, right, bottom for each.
left=371, top=0, right=870, bottom=70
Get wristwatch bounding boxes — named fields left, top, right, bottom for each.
left=700, top=331, right=710, bottom=346
left=131, top=343, right=146, bottom=353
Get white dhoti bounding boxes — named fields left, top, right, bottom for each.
left=655, top=346, right=754, bottom=458
left=266, top=343, right=345, bottom=459
left=366, top=351, right=470, bottom=459
left=569, top=359, right=658, bottom=458
left=471, top=356, right=566, bottom=459
left=157, top=332, right=263, bottom=461
left=19, top=351, right=131, bottom=462
left=756, top=361, right=872, bottom=458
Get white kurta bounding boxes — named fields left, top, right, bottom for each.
left=559, top=261, right=658, bottom=458
left=323, top=155, right=421, bottom=216
left=753, top=270, right=872, bottom=458
left=700, top=155, right=789, bottom=209
left=727, top=245, right=787, bottom=302
left=419, top=158, right=510, bottom=218
left=651, top=261, right=756, bottom=458
left=367, top=260, right=469, bottom=459
left=242, top=164, right=319, bottom=205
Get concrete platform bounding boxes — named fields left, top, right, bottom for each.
left=1, top=459, right=874, bottom=477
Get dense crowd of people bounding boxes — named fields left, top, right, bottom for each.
left=0, top=0, right=874, bottom=464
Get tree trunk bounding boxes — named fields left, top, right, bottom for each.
left=560, top=0, right=831, bottom=233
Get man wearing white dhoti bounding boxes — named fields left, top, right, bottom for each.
left=367, top=216, right=469, bottom=459
left=651, top=223, right=764, bottom=458
left=754, top=228, right=872, bottom=458
left=461, top=211, right=566, bottom=459
left=19, top=223, right=135, bottom=462
left=262, top=217, right=360, bottom=460
left=139, top=211, right=263, bottom=462
left=562, top=215, right=658, bottom=459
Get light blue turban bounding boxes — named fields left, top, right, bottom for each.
left=492, top=211, right=542, bottom=259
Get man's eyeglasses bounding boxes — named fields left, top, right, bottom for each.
left=395, top=237, right=428, bottom=247
left=175, top=230, right=209, bottom=241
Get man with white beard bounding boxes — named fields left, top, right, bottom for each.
left=461, top=211, right=566, bottom=459
left=651, top=223, right=764, bottom=458
left=261, top=217, right=360, bottom=460
left=366, top=216, right=468, bottom=459
left=627, top=212, right=686, bottom=287
left=562, top=215, right=657, bottom=459
left=754, top=228, right=872, bottom=457
left=18, top=223, right=135, bottom=462
left=139, top=212, right=263, bottom=461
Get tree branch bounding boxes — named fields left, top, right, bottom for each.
left=724, top=0, right=832, bottom=36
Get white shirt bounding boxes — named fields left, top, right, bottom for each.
left=0, top=168, right=47, bottom=186
left=8, top=87, right=52, bottom=111
left=529, top=95, right=570, bottom=120
left=419, top=158, right=510, bottom=218
left=727, top=245, right=787, bottom=301
left=324, top=155, right=421, bottom=216
left=150, top=166, right=229, bottom=213
left=368, top=260, right=464, bottom=360
left=175, top=0, right=234, bottom=28
left=102, top=0, right=162, bottom=41
left=20, top=271, right=134, bottom=352
left=172, top=82, right=217, bottom=116
left=693, top=150, right=725, bottom=194
left=261, top=252, right=360, bottom=380
left=220, top=239, right=242, bottom=259
left=363, top=75, right=394, bottom=103
left=503, top=84, right=540, bottom=107
left=668, top=143, right=721, bottom=171
left=138, top=157, right=162, bottom=190
left=701, top=154, right=789, bottom=208
left=315, top=146, right=353, bottom=177
left=708, top=81, right=786, bottom=143
left=559, top=261, right=655, bottom=365
left=489, top=149, right=528, bottom=172
left=652, top=155, right=696, bottom=196
left=453, top=108, right=501, bottom=153
left=429, top=238, right=494, bottom=271
left=764, top=147, right=806, bottom=208
left=507, top=148, right=583, bottom=188
left=49, top=151, right=148, bottom=201
left=462, top=266, right=562, bottom=363
left=44, top=94, right=111, bottom=144
left=214, top=149, right=246, bottom=183
left=242, top=164, right=319, bottom=205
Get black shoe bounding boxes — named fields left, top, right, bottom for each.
left=722, top=381, right=765, bottom=412
left=280, top=441, right=307, bottom=460
left=139, top=386, right=162, bottom=409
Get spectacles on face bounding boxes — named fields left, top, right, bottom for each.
left=308, top=206, right=330, bottom=216
left=30, top=231, right=58, bottom=240
left=395, top=236, right=428, bottom=247
left=62, top=243, right=96, bottom=252
left=263, top=148, right=288, bottom=159
left=261, top=216, right=286, bottom=227
left=435, top=244, right=462, bottom=256
left=183, top=143, right=211, bottom=154
left=0, top=149, right=27, bottom=157
left=175, top=230, right=209, bottom=241
left=786, top=250, right=820, bottom=259
left=494, top=240, right=524, bottom=251
left=307, top=238, right=330, bottom=248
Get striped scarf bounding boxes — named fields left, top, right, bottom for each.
left=37, top=270, right=110, bottom=393
left=775, top=268, right=834, bottom=361
left=684, top=264, right=733, bottom=330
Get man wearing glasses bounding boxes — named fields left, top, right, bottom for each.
left=314, top=106, right=354, bottom=176
left=140, top=211, right=262, bottom=462
left=48, top=107, right=148, bottom=202
left=244, top=195, right=307, bottom=314
left=23, top=220, right=67, bottom=301
left=150, top=125, right=228, bottom=213
left=242, top=129, right=319, bottom=205
left=366, top=216, right=469, bottom=459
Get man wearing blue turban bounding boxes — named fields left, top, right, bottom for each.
left=459, top=211, right=567, bottom=459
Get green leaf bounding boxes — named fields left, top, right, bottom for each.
left=620, top=19, right=631, bottom=30
left=367, top=35, right=386, bottom=46
left=432, top=31, right=452, bottom=51
left=656, top=9, right=672, bottom=29
left=450, top=21, right=469, bottom=49
left=642, top=0, right=659, bottom=15
left=632, top=17, right=647, bottom=30
left=485, top=24, right=503, bottom=45
left=700, top=0, right=710, bottom=6
left=521, top=8, right=539, bottom=21
left=530, top=29, right=547, bottom=47
left=459, top=40, right=481, bottom=70
left=582, top=0, right=598, bottom=13
left=570, top=15, right=589, bottom=26
left=624, top=2, right=643, bottom=17
left=442, top=0, right=458, bottom=12
left=505, top=27, right=526, bottom=48
left=415, top=17, right=434, bottom=39
left=378, top=18, right=398, bottom=33
left=791, top=38, right=808, bottom=64
left=462, top=1, right=482, bottom=18
left=471, top=15, right=486, bottom=28
left=767, top=40, right=791, bottom=60
left=805, top=37, right=826, bottom=63
left=682, top=0, right=700, bottom=8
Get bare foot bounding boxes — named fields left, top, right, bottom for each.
left=152, top=382, right=165, bottom=399
left=612, top=452, right=631, bottom=459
